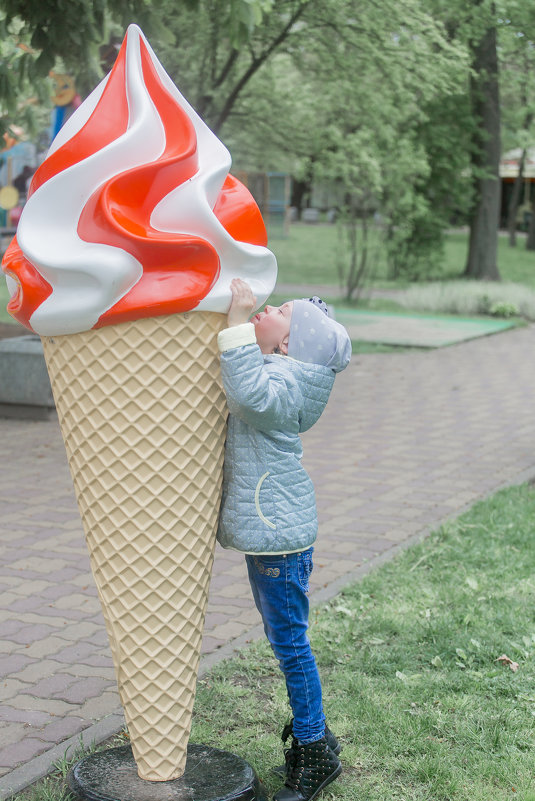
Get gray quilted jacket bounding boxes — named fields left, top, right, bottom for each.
left=216, top=343, right=335, bottom=554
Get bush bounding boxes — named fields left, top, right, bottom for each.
left=488, top=301, right=519, bottom=318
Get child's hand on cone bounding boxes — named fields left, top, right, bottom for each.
left=227, top=278, right=257, bottom=327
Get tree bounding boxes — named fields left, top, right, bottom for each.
left=429, top=0, right=534, bottom=279
left=463, top=1, right=501, bottom=280
left=0, top=26, right=51, bottom=139
left=0, top=0, right=302, bottom=133
left=232, top=0, right=467, bottom=294
left=0, top=0, right=135, bottom=133
left=0, top=0, right=316, bottom=179
left=302, top=0, right=468, bottom=289
left=147, top=0, right=312, bottom=134
left=499, top=4, right=535, bottom=247
left=5, top=0, right=532, bottom=288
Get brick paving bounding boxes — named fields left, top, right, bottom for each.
left=2, top=322, right=535, bottom=793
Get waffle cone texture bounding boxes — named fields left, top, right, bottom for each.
left=42, top=311, right=228, bottom=781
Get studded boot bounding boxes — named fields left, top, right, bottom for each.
left=273, top=736, right=342, bottom=801
left=272, top=720, right=341, bottom=778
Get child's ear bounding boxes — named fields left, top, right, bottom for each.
left=279, top=335, right=289, bottom=355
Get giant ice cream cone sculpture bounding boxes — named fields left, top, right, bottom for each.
left=2, top=26, right=276, bottom=781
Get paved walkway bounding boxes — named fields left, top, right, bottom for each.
left=2, top=322, right=535, bottom=796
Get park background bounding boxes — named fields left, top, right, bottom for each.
left=2, top=3, right=535, bottom=801
left=1, top=0, right=535, bottom=314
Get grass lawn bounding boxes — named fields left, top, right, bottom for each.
left=16, top=482, right=535, bottom=801
left=441, top=231, right=535, bottom=287
left=269, top=225, right=535, bottom=290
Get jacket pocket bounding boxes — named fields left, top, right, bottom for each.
left=254, top=472, right=276, bottom=530
left=297, top=548, right=314, bottom=592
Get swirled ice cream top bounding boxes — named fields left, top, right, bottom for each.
left=1, top=24, right=277, bottom=335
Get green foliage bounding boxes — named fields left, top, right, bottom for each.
left=499, top=2, right=535, bottom=152
left=489, top=300, right=519, bottom=317
left=0, top=15, right=51, bottom=135
left=2, top=0, right=107, bottom=83
left=286, top=1, right=471, bottom=283
left=155, top=0, right=311, bottom=132
left=0, top=0, right=284, bottom=136
left=0, top=0, right=534, bottom=285
left=224, top=0, right=277, bottom=46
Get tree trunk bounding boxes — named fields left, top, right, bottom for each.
left=464, top=11, right=501, bottom=280
left=527, top=195, right=535, bottom=250
left=290, top=179, right=310, bottom=216
left=290, top=157, right=316, bottom=217
left=507, top=149, right=526, bottom=247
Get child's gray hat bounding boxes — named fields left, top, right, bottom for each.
left=287, top=297, right=351, bottom=373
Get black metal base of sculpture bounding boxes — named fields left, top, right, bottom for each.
left=67, top=743, right=267, bottom=801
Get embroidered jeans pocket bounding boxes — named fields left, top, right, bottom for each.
left=297, top=548, right=314, bottom=593
left=253, top=555, right=281, bottom=578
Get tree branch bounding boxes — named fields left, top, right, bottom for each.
left=213, top=47, right=240, bottom=89
left=213, top=1, right=309, bottom=132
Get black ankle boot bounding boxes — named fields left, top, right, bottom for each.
left=273, top=736, right=342, bottom=801
left=281, top=719, right=342, bottom=755
left=272, top=720, right=341, bottom=778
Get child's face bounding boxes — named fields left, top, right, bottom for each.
left=251, top=301, right=293, bottom=355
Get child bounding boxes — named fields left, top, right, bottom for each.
left=217, top=278, right=352, bottom=801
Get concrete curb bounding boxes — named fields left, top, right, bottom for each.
left=2, top=462, right=534, bottom=800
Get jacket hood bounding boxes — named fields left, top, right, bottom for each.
left=265, top=354, right=335, bottom=433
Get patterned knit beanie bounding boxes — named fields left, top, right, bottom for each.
left=287, top=297, right=351, bottom=373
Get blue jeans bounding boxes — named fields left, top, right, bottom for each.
left=245, top=548, right=325, bottom=743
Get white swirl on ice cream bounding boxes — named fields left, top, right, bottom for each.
left=2, top=24, right=277, bottom=335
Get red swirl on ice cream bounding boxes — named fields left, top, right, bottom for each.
left=2, top=25, right=277, bottom=335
